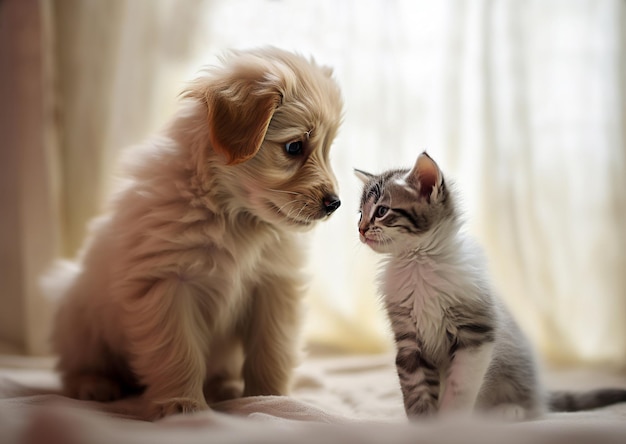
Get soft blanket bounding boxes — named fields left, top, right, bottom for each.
left=1, top=352, right=625, bottom=444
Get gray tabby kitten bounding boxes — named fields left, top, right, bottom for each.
left=355, top=152, right=626, bottom=420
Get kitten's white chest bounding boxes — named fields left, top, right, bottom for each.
left=382, top=257, right=455, bottom=360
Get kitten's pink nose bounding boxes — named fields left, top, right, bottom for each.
left=358, top=226, right=369, bottom=242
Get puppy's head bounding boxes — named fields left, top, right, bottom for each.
left=186, top=47, right=343, bottom=230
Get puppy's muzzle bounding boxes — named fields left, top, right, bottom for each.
left=323, top=194, right=341, bottom=216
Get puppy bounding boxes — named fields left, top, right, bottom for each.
left=47, top=47, right=343, bottom=420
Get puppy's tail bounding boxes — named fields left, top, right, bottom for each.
left=548, top=388, right=626, bottom=412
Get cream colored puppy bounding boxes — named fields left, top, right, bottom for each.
left=48, top=47, right=343, bottom=420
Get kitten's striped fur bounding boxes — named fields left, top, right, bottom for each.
left=356, top=152, right=626, bottom=420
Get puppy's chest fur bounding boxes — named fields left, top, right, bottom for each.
left=113, top=193, right=301, bottom=330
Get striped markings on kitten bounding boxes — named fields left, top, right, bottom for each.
left=355, top=152, right=626, bottom=420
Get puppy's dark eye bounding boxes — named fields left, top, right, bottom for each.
left=285, top=140, right=303, bottom=156
left=375, top=206, right=389, bottom=218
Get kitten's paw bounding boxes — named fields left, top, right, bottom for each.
left=406, top=400, right=438, bottom=419
left=490, top=403, right=527, bottom=421
left=64, top=374, right=123, bottom=402
left=146, top=397, right=209, bottom=420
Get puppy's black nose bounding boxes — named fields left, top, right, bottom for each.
left=323, top=195, right=341, bottom=215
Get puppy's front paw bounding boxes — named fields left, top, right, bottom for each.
left=204, top=377, right=244, bottom=403
left=64, top=374, right=123, bottom=402
left=146, top=397, right=209, bottom=420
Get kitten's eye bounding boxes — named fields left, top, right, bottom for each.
left=376, top=206, right=389, bottom=218
left=285, top=140, right=303, bottom=155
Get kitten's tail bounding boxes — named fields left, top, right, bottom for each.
left=548, top=389, right=626, bottom=412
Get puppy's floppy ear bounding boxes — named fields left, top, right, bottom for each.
left=206, top=79, right=281, bottom=165
left=186, top=59, right=282, bottom=165
left=202, top=76, right=281, bottom=165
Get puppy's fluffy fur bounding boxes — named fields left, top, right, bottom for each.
left=48, top=47, right=343, bottom=419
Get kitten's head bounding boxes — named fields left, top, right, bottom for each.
left=355, top=152, right=457, bottom=255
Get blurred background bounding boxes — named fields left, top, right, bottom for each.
left=1, top=0, right=625, bottom=368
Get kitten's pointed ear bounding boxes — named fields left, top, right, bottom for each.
left=354, top=168, right=374, bottom=184
left=407, top=152, right=443, bottom=202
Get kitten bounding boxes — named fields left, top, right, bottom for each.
left=355, top=151, right=626, bottom=420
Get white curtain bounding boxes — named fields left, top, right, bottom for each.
left=52, top=0, right=206, bottom=255
left=19, top=0, right=624, bottom=365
